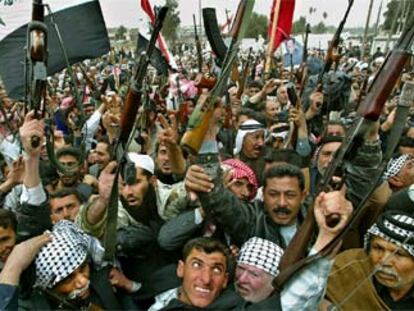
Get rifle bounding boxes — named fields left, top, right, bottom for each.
left=236, top=47, right=252, bottom=99
left=298, top=24, right=311, bottom=98
left=103, top=6, right=169, bottom=261
left=274, top=13, right=414, bottom=290
left=26, top=0, right=48, bottom=148
left=316, top=0, right=354, bottom=89
left=175, top=74, right=189, bottom=131
left=180, top=0, right=255, bottom=155
left=284, top=83, right=300, bottom=149
left=193, top=14, right=203, bottom=73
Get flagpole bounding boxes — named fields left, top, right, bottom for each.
left=265, top=0, right=282, bottom=77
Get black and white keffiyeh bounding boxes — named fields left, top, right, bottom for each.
left=237, top=237, right=283, bottom=277
left=383, top=154, right=412, bottom=180
left=34, top=220, right=104, bottom=290
left=364, top=211, right=414, bottom=258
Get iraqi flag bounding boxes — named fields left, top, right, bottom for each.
left=268, top=0, right=295, bottom=52
left=0, top=0, right=110, bottom=100
left=137, top=0, right=177, bottom=75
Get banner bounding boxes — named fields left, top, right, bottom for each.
left=268, top=0, right=295, bottom=52
left=0, top=0, right=110, bottom=99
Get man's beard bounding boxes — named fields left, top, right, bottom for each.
left=121, top=184, right=158, bottom=225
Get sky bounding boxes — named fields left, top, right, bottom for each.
left=100, top=0, right=386, bottom=29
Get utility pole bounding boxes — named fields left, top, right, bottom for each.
left=361, top=0, right=374, bottom=58
left=374, top=0, right=383, bottom=37
left=386, top=0, right=404, bottom=52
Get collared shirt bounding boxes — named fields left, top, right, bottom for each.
left=148, top=287, right=179, bottom=311
left=281, top=248, right=333, bottom=311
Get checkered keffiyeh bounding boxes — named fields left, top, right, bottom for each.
left=222, top=159, right=258, bottom=200
left=383, top=154, right=412, bottom=180
left=364, top=211, right=414, bottom=258
left=34, top=220, right=104, bottom=290
left=238, top=237, right=284, bottom=277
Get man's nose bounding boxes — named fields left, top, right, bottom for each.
left=279, top=194, right=287, bottom=206
left=63, top=208, right=70, bottom=220
left=199, top=268, right=212, bottom=284
left=123, top=184, right=133, bottom=194
left=74, top=271, right=89, bottom=289
left=240, top=186, right=250, bottom=200
left=237, top=270, right=249, bottom=283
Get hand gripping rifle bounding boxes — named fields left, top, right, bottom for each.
left=180, top=0, right=255, bottom=155
left=193, top=14, right=203, bottom=73
left=103, top=6, right=169, bottom=261
left=28, top=3, right=88, bottom=176
left=26, top=0, right=48, bottom=148
left=273, top=14, right=414, bottom=291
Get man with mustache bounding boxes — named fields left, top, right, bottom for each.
left=323, top=211, right=414, bottom=310
left=186, top=120, right=381, bottom=249
left=149, top=187, right=353, bottom=310
left=186, top=163, right=308, bottom=248
left=233, top=119, right=266, bottom=186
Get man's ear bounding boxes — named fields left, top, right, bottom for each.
left=150, top=175, right=158, bottom=188
left=177, top=260, right=184, bottom=278
left=222, top=273, right=229, bottom=289
left=301, top=189, right=308, bottom=202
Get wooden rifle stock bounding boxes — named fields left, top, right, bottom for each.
left=358, top=51, right=410, bottom=120
left=193, top=14, right=203, bottom=73
left=195, top=74, right=217, bottom=92
left=181, top=0, right=255, bottom=155
left=175, top=75, right=189, bottom=127
left=274, top=13, right=414, bottom=290
left=236, top=47, right=252, bottom=98
left=104, top=7, right=169, bottom=262
left=119, top=7, right=168, bottom=146
left=284, top=83, right=300, bottom=149
left=181, top=108, right=214, bottom=154
left=316, top=0, right=354, bottom=87
left=297, top=24, right=311, bottom=98
left=27, top=0, right=47, bottom=148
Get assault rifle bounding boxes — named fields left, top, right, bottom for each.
left=180, top=0, right=255, bottom=155
left=274, top=12, right=414, bottom=290
left=193, top=14, right=203, bottom=73
left=103, top=6, right=169, bottom=260
left=26, top=0, right=48, bottom=148
left=316, top=0, right=354, bottom=89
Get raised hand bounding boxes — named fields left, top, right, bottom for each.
left=158, top=113, right=178, bottom=147
left=19, top=111, right=45, bottom=157
left=313, top=190, right=353, bottom=252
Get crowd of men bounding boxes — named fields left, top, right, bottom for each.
left=0, top=15, right=413, bottom=310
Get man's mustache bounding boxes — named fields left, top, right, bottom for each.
left=67, top=280, right=90, bottom=300
left=272, top=207, right=291, bottom=215
left=376, top=266, right=399, bottom=279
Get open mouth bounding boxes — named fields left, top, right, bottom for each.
left=194, top=286, right=211, bottom=296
